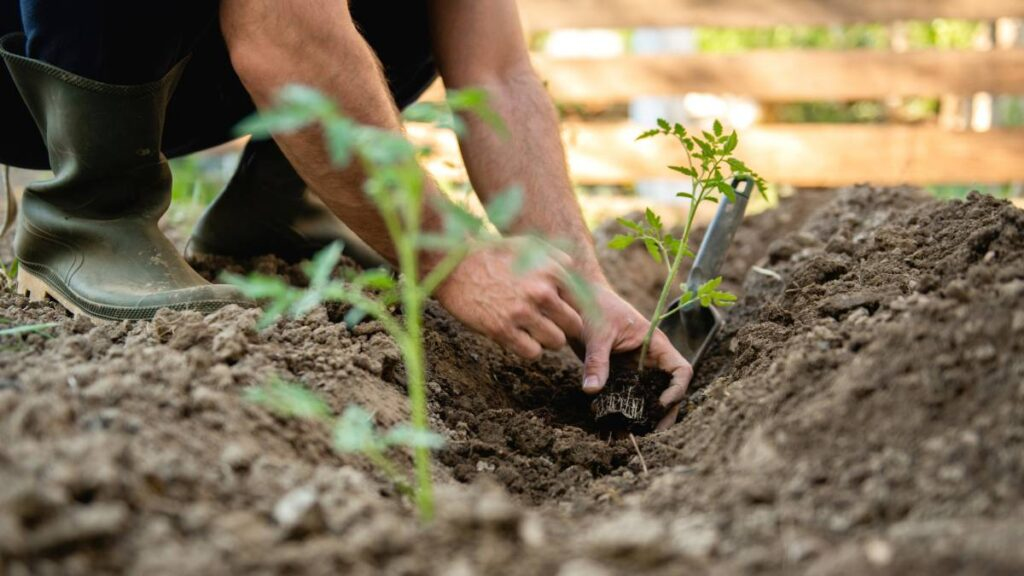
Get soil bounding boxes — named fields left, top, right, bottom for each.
left=1, top=186, right=1023, bottom=575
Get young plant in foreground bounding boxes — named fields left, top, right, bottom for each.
left=609, top=119, right=765, bottom=370
left=225, top=86, right=584, bottom=520
left=247, top=378, right=442, bottom=497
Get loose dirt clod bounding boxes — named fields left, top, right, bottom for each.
left=1, top=186, right=1022, bottom=575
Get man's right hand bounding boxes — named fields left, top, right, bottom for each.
left=434, top=242, right=584, bottom=359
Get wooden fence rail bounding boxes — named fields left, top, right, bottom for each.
left=530, top=50, right=1024, bottom=102
left=517, top=0, right=1024, bottom=28
left=411, top=123, right=1024, bottom=187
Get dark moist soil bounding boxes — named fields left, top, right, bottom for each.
left=2, top=186, right=1023, bottom=575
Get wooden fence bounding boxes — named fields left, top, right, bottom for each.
left=418, top=0, right=1024, bottom=188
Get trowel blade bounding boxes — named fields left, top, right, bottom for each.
left=660, top=299, right=724, bottom=367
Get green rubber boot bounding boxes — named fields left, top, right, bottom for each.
left=187, top=137, right=387, bottom=268
left=0, top=34, right=249, bottom=320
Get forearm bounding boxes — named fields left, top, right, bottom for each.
left=455, top=67, right=607, bottom=283
left=220, top=0, right=445, bottom=267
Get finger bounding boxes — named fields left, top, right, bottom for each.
left=539, top=296, right=584, bottom=341
left=498, top=328, right=544, bottom=360
left=582, top=333, right=613, bottom=395
left=519, top=313, right=567, bottom=351
left=645, top=331, right=693, bottom=407
left=654, top=404, right=682, bottom=432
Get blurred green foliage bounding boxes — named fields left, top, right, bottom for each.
left=696, top=19, right=985, bottom=52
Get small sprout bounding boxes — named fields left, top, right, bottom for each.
left=248, top=380, right=443, bottom=499
left=227, top=86, right=590, bottom=520
left=607, top=119, right=765, bottom=369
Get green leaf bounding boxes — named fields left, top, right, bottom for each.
left=220, top=272, right=289, bottom=300
left=447, top=88, right=507, bottom=135
left=485, top=185, right=524, bottom=232
left=716, top=180, right=737, bottom=203
left=657, top=118, right=671, bottom=131
left=303, top=241, right=344, bottom=288
left=676, top=191, right=694, bottom=200
left=643, top=238, right=663, bottom=263
left=344, top=307, right=368, bottom=328
left=434, top=198, right=485, bottom=238
left=324, top=118, right=356, bottom=166
left=668, top=165, right=697, bottom=178
left=384, top=424, right=446, bottom=449
left=672, top=123, right=687, bottom=138
left=234, top=84, right=335, bottom=138
left=726, top=158, right=750, bottom=173
left=562, top=269, right=599, bottom=320
left=724, top=130, right=738, bottom=154
left=636, top=128, right=660, bottom=141
left=0, top=322, right=58, bottom=338
left=333, top=405, right=383, bottom=453
left=664, top=235, right=682, bottom=259
left=607, top=234, right=636, bottom=250
left=713, top=119, right=723, bottom=137
left=512, top=237, right=552, bottom=275
left=246, top=378, right=332, bottom=421
left=616, top=217, right=643, bottom=233
left=644, top=207, right=663, bottom=232
left=354, top=268, right=396, bottom=291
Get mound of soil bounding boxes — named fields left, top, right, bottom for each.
left=1, top=186, right=1022, bottom=575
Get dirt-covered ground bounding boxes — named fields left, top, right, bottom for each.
left=1, top=186, right=1022, bottom=575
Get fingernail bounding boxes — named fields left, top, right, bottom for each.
left=583, top=376, right=600, bottom=392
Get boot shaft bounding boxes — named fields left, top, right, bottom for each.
left=0, top=33, right=185, bottom=218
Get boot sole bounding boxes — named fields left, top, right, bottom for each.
left=17, top=266, right=90, bottom=318
left=16, top=266, right=244, bottom=322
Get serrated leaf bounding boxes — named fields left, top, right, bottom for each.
left=607, top=234, right=636, bottom=250
left=644, top=207, right=663, bottom=232
left=643, top=238, right=662, bottom=263
left=668, top=165, right=697, bottom=178
left=636, top=129, right=661, bottom=141
left=726, top=158, right=749, bottom=173
left=485, top=185, right=524, bottom=232
left=657, top=118, right=671, bottom=131
left=713, top=119, right=723, bottom=137
left=724, top=130, right=738, bottom=154
left=716, top=180, right=737, bottom=203
left=616, top=217, right=643, bottom=233
left=384, top=424, right=446, bottom=449
left=247, top=379, right=331, bottom=421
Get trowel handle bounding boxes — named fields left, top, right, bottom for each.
left=685, top=177, right=753, bottom=291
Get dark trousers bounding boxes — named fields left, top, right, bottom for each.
left=0, top=0, right=437, bottom=169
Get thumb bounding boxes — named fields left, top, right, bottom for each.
left=582, top=334, right=612, bottom=394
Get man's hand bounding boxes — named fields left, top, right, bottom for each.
left=437, top=244, right=691, bottom=431
left=577, top=283, right=693, bottom=431
left=435, top=242, right=584, bottom=360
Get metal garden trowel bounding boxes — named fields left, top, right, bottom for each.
left=660, top=177, right=753, bottom=367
